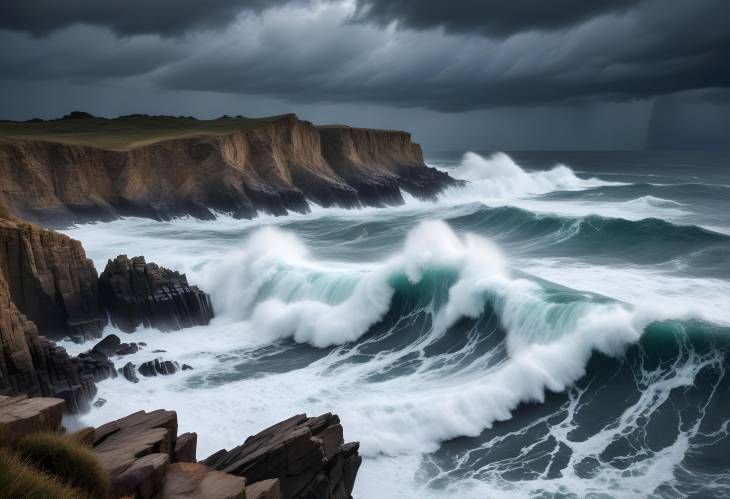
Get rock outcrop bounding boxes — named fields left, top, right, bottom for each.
left=0, top=114, right=459, bottom=226
left=0, top=218, right=106, bottom=341
left=1, top=397, right=361, bottom=499
left=203, top=413, right=361, bottom=499
left=0, top=271, right=106, bottom=412
left=99, top=255, right=214, bottom=333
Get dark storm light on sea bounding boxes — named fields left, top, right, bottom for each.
left=62, top=150, right=730, bottom=498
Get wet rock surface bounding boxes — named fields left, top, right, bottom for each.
left=99, top=255, right=214, bottom=334
left=139, top=358, right=180, bottom=377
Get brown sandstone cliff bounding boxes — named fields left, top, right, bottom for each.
left=0, top=114, right=456, bottom=225
left=0, top=219, right=105, bottom=341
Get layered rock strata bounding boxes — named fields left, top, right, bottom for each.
left=99, top=255, right=214, bottom=333
left=0, top=114, right=459, bottom=225
left=203, top=413, right=361, bottom=499
left=0, top=271, right=105, bottom=412
left=0, top=219, right=105, bottom=341
left=0, top=398, right=361, bottom=499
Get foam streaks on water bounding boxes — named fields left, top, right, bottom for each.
left=61, top=151, right=730, bottom=498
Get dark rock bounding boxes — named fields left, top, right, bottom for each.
left=182, top=364, right=193, bottom=371
left=73, top=350, right=118, bottom=382
left=139, top=342, right=148, bottom=346
left=139, top=358, right=179, bottom=377
left=153, top=349, right=167, bottom=353
left=203, top=413, right=361, bottom=499
left=92, top=334, right=122, bottom=355
left=121, top=362, right=139, bottom=383
left=116, top=343, right=139, bottom=356
left=0, top=219, right=106, bottom=341
left=0, top=269, right=102, bottom=413
left=93, top=397, right=107, bottom=408
left=99, top=255, right=214, bottom=334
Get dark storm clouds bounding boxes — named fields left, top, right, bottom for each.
left=0, top=0, right=728, bottom=148
left=352, top=0, right=641, bottom=37
left=0, top=0, right=296, bottom=36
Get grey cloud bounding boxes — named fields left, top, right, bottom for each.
left=154, top=0, right=730, bottom=111
left=351, top=0, right=641, bottom=38
left=0, top=0, right=297, bottom=36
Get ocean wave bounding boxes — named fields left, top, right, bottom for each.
left=177, top=222, right=707, bottom=455
left=436, top=152, right=622, bottom=201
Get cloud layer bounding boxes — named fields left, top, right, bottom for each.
left=0, top=0, right=728, bottom=148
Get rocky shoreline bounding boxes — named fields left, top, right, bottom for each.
left=0, top=219, right=363, bottom=497
left=0, top=113, right=453, bottom=497
left=0, top=113, right=460, bottom=226
left=1, top=394, right=360, bottom=498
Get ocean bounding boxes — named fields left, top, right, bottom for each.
left=61, top=150, right=730, bottom=498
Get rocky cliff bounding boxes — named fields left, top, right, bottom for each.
left=0, top=114, right=457, bottom=226
left=0, top=219, right=105, bottom=341
left=0, top=270, right=109, bottom=413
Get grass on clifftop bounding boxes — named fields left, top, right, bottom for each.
left=0, top=114, right=293, bottom=150
left=0, top=447, right=91, bottom=499
left=12, top=432, right=111, bottom=498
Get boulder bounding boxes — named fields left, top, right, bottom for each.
left=99, top=255, right=214, bottom=333
left=73, top=350, right=118, bottom=382
left=203, top=413, right=361, bottom=499
left=92, top=333, right=139, bottom=356
left=139, top=358, right=180, bottom=377
left=121, top=362, right=140, bottom=383
left=0, top=395, right=64, bottom=441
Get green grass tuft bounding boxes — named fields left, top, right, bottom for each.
left=0, top=447, right=89, bottom=499
left=0, top=114, right=291, bottom=150
left=15, top=432, right=111, bottom=498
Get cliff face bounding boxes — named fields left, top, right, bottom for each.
left=0, top=115, right=456, bottom=225
left=0, top=219, right=105, bottom=341
left=0, top=270, right=101, bottom=412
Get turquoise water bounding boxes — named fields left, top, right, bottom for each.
left=62, top=151, right=730, bottom=498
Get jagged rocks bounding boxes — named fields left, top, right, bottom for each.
left=121, top=362, right=140, bottom=383
left=72, top=350, right=118, bottom=382
left=0, top=219, right=106, bottom=341
left=0, top=270, right=105, bottom=413
left=203, top=413, right=361, bottom=499
left=139, top=358, right=180, bottom=377
left=99, top=255, right=214, bottom=334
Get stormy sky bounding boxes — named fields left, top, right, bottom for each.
left=1, top=0, right=728, bottom=151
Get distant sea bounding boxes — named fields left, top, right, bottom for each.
left=63, top=150, right=730, bottom=498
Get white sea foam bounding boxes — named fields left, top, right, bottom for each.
left=65, top=223, right=690, bottom=466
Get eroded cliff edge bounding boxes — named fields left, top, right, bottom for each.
left=0, top=114, right=457, bottom=226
